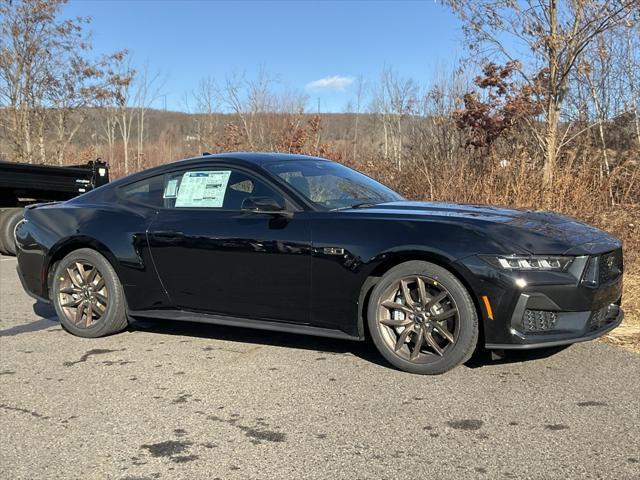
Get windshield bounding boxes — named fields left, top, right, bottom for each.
left=264, top=160, right=403, bottom=210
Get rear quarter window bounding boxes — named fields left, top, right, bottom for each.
left=119, top=175, right=164, bottom=207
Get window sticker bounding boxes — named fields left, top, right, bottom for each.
left=163, top=178, right=179, bottom=198
left=175, top=170, right=231, bottom=208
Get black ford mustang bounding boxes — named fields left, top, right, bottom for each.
left=15, top=153, right=624, bottom=374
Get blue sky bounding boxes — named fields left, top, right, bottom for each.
left=64, top=0, right=466, bottom=112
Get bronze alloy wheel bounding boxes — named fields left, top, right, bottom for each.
left=57, top=261, right=109, bottom=328
left=376, top=275, right=460, bottom=363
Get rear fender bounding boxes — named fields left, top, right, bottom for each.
left=45, top=236, right=123, bottom=300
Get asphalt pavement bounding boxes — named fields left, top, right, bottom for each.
left=1, top=254, right=639, bottom=480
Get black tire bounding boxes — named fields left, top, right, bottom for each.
left=0, top=208, right=23, bottom=255
left=0, top=208, right=11, bottom=253
left=51, top=248, right=128, bottom=338
left=367, top=260, right=478, bottom=375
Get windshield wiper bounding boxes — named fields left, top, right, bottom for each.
left=332, top=202, right=379, bottom=211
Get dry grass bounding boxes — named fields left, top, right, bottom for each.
left=588, top=206, right=640, bottom=352
left=622, top=269, right=640, bottom=328
left=605, top=266, right=640, bottom=352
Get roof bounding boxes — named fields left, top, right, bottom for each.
left=102, top=152, right=332, bottom=189
left=167, top=151, right=320, bottom=166
left=178, top=151, right=329, bottom=167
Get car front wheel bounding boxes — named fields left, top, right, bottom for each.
left=367, top=260, right=478, bottom=374
left=52, top=248, right=128, bottom=338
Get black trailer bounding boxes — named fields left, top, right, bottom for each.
left=0, top=159, right=109, bottom=255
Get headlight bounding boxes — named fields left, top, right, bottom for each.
left=482, top=255, right=574, bottom=271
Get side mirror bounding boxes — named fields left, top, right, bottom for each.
left=241, top=196, right=286, bottom=213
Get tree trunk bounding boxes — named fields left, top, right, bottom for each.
left=56, top=111, right=65, bottom=165
left=36, top=112, right=46, bottom=164
left=396, top=114, right=403, bottom=171
left=23, top=109, right=33, bottom=164
left=138, top=109, right=145, bottom=171
left=542, top=103, right=559, bottom=198
left=587, top=77, right=610, bottom=178
left=542, top=0, right=559, bottom=205
left=382, top=116, right=389, bottom=159
left=634, top=109, right=640, bottom=149
left=121, top=111, right=129, bottom=175
left=352, top=113, right=359, bottom=162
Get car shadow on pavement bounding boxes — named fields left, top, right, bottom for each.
left=0, top=301, right=59, bottom=337
left=127, top=317, right=392, bottom=368
left=127, top=317, right=570, bottom=371
left=465, top=345, right=570, bottom=369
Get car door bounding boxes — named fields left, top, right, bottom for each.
left=147, top=165, right=312, bottom=323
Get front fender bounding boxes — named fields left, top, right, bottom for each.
left=309, top=215, right=497, bottom=337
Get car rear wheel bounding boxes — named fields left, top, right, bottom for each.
left=367, top=261, right=478, bottom=374
left=0, top=209, right=8, bottom=253
left=52, top=248, right=128, bottom=338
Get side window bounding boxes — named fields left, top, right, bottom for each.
left=163, top=168, right=286, bottom=210
left=120, top=175, right=164, bottom=207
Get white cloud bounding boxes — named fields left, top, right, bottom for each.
left=306, top=75, right=354, bottom=91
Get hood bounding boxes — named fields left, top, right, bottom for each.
left=349, top=201, right=621, bottom=255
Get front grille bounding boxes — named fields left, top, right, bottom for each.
left=598, top=249, right=623, bottom=284
left=588, top=304, right=618, bottom=332
left=523, top=309, right=558, bottom=333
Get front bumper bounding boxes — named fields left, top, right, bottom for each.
left=485, top=303, right=623, bottom=349
left=457, top=249, right=624, bottom=350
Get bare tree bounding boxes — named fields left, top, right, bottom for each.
left=221, top=67, right=276, bottom=149
left=101, top=103, right=118, bottom=163
left=578, top=36, right=617, bottom=178
left=48, top=51, right=125, bottom=165
left=135, top=65, right=165, bottom=170
left=351, top=74, right=366, bottom=162
left=445, top=0, right=639, bottom=199
left=0, top=0, right=125, bottom=164
left=190, top=76, right=220, bottom=152
left=104, top=55, right=136, bottom=174
left=0, top=0, right=72, bottom=162
left=370, top=67, right=418, bottom=170
left=415, top=65, right=468, bottom=168
left=621, top=21, right=640, bottom=147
